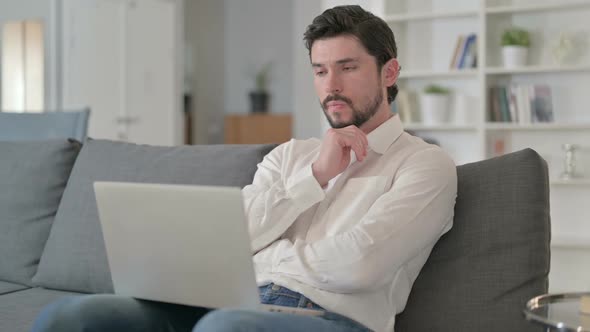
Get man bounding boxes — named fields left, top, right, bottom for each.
left=32, top=5, right=456, bottom=332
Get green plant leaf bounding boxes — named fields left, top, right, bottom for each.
left=255, top=62, right=272, bottom=92
left=501, top=28, right=530, bottom=47
left=424, top=84, right=450, bottom=94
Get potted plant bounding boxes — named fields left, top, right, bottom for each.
left=419, top=84, right=451, bottom=125
left=249, top=62, right=272, bottom=113
left=501, top=27, right=530, bottom=68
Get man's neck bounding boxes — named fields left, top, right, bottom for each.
left=359, top=106, right=395, bottom=134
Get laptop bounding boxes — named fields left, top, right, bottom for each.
left=93, top=181, right=322, bottom=316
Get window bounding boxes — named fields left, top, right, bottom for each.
left=1, top=20, right=44, bottom=112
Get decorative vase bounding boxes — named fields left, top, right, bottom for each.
left=560, top=143, right=582, bottom=180
left=249, top=91, right=270, bottom=113
left=419, top=94, right=450, bottom=125
left=502, top=46, right=528, bottom=68
left=552, top=32, right=576, bottom=65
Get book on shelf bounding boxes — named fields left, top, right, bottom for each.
left=449, top=33, right=477, bottom=70
left=507, top=86, right=518, bottom=123
left=486, top=132, right=510, bottom=158
left=488, top=84, right=554, bottom=123
left=450, top=35, right=465, bottom=69
left=395, top=89, right=418, bottom=124
left=531, top=85, right=554, bottom=122
left=499, top=86, right=510, bottom=122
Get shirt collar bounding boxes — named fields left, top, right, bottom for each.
left=367, top=114, right=404, bottom=155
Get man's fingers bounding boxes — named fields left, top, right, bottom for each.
left=333, top=126, right=368, bottom=160
left=351, top=129, right=368, bottom=157
left=345, top=125, right=369, bottom=150
left=355, top=128, right=369, bottom=149
left=352, top=140, right=366, bottom=161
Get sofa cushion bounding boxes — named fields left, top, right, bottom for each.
left=0, top=140, right=81, bottom=286
left=33, top=139, right=277, bottom=294
left=395, top=149, right=550, bottom=332
left=0, top=281, right=28, bottom=295
left=0, top=287, right=82, bottom=332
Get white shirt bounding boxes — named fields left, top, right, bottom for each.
left=242, top=115, right=457, bottom=332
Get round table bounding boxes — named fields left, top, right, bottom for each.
left=524, top=292, right=590, bottom=331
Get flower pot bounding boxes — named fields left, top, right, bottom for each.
left=452, top=93, right=474, bottom=125
left=249, top=92, right=270, bottom=113
left=502, top=46, right=528, bottom=68
left=419, top=94, right=450, bottom=125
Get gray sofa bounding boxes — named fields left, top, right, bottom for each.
left=0, top=139, right=549, bottom=332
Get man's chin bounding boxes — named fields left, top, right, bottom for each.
left=323, top=110, right=353, bottom=129
left=325, top=114, right=347, bottom=128
left=329, top=121, right=352, bottom=129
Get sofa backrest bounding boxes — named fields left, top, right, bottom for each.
left=0, top=140, right=81, bottom=286
left=0, top=109, right=90, bottom=142
left=395, top=148, right=550, bottom=332
left=33, top=139, right=277, bottom=294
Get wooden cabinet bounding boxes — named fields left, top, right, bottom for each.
left=224, top=114, right=292, bottom=144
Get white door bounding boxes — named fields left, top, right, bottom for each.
left=60, top=0, right=182, bottom=145
left=125, top=0, right=179, bottom=145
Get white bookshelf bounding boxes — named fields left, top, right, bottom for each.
left=399, top=69, right=477, bottom=79
left=384, top=10, right=478, bottom=23
left=367, top=0, right=590, bottom=293
left=551, top=235, right=590, bottom=249
left=378, top=0, right=590, bottom=159
left=551, top=179, right=590, bottom=186
left=485, top=1, right=590, bottom=15
left=485, top=123, right=590, bottom=131
left=486, top=64, right=590, bottom=75
left=404, top=124, right=478, bottom=131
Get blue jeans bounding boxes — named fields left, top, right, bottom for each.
left=31, top=283, right=371, bottom=332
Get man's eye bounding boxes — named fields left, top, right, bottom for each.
left=315, top=71, right=326, bottom=76
left=343, top=66, right=356, bottom=71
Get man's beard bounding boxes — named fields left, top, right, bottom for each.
left=321, top=88, right=383, bottom=129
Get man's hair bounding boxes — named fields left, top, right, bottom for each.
left=304, top=5, right=399, bottom=104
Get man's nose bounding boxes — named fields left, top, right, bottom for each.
left=325, top=72, right=342, bottom=94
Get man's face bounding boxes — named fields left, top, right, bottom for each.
left=311, top=35, right=385, bottom=129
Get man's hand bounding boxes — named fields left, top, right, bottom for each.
left=312, top=126, right=368, bottom=187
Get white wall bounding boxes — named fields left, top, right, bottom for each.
left=224, top=0, right=293, bottom=115
left=188, top=0, right=325, bottom=141
left=185, top=0, right=225, bottom=144
left=292, top=1, right=323, bottom=139
left=0, top=0, right=57, bottom=110
left=322, top=0, right=384, bottom=16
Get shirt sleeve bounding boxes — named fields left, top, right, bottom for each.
left=242, top=142, right=326, bottom=253
left=267, top=148, right=458, bottom=293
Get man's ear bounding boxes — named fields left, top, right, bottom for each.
left=382, top=58, right=399, bottom=87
